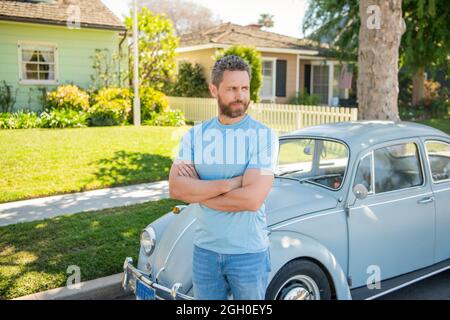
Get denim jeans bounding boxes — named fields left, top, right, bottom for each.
left=192, top=245, right=271, bottom=300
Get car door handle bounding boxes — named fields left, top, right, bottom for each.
left=417, top=196, right=434, bottom=204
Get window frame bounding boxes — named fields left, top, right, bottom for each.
left=353, top=151, right=375, bottom=195
left=260, top=57, right=277, bottom=102
left=17, top=40, right=59, bottom=85
left=424, top=139, right=450, bottom=184
left=352, top=140, right=427, bottom=197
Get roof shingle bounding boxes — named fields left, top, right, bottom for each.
left=0, top=0, right=126, bottom=31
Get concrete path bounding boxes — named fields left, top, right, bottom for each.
left=0, top=181, right=169, bottom=227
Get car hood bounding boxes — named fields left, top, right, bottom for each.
left=146, top=178, right=339, bottom=295
left=265, top=178, right=339, bottom=225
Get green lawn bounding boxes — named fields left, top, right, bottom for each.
left=415, top=118, right=450, bottom=135
left=0, top=126, right=190, bottom=203
left=0, top=198, right=183, bottom=300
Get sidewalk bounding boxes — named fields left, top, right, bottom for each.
left=0, top=181, right=169, bottom=227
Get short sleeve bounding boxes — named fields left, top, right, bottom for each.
left=176, top=129, right=194, bottom=163
left=247, top=129, right=279, bottom=172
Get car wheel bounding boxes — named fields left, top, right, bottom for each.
left=266, top=259, right=332, bottom=300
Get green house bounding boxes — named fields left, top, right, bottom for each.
left=0, top=0, right=128, bottom=112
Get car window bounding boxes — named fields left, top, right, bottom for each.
left=374, top=142, right=423, bottom=193
left=425, top=141, right=450, bottom=182
left=277, top=139, right=314, bottom=173
left=353, top=153, right=373, bottom=193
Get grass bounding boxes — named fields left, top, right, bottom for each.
left=0, top=198, right=184, bottom=300
left=415, top=118, right=450, bottom=135
left=0, top=125, right=190, bottom=203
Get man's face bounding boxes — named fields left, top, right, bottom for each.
left=209, top=70, right=251, bottom=118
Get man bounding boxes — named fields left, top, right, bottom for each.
left=168, top=55, right=279, bottom=300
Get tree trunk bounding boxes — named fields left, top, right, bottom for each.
left=412, top=67, right=425, bottom=106
left=357, top=0, right=405, bottom=120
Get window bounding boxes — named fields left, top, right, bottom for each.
left=276, top=138, right=349, bottom=190
left=18, top=42, right=58, bottom=83
left=374, top=142, right=423, bottom=193
left=311, top=64, right=329, bottom=104
left=425, top=141, right=450, bottom=182
left=260, top=59, right=275, bottom=100
left=353, top=153, right=373, bottom=193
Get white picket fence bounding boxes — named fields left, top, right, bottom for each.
left=168, top=96, right=358, bottom=134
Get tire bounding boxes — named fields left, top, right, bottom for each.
left=265, top=259, right=332, bottom=300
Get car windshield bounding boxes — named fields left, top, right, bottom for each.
left=275, top=138, right=349, bottom=190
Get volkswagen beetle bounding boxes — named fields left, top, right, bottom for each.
left=122, top=120, right=450, bottom=300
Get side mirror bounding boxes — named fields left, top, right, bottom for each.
left=353, top=184, right=368, bottom=200
left=304, top=146, right=312, bottom=155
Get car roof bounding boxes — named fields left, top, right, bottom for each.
left=280, top=120, right=449, bottom=154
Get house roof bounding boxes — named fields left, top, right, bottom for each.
left=179, top=22, right=333, bottom=56
left=0, top=0, right=126, bottom=31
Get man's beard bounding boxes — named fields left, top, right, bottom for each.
left=217, top=96, right=250, bottom=118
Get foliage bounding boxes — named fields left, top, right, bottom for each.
left=125, top=7, right=179, bottom=90
left=90, top=48, right=128, bottom=89
left=139, top=86, right=170, bottom=121
left=88, top=87, right=133, bottom=126
left=215, top=45, right=263, bottom=102
left=46, top=85, right=90, bottom=112
left=40, top=109, right=88, bottom=128
left=167, top=61, right=209, bottom=97
left=0, top=80, right=18, bottom=113
left=288, top=91, right=321, bottom=105
left=143, top=108, right=185, bottom=126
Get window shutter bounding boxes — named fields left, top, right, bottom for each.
left=304, top=64, right=311, bottom=94
left=275, top=60, right=287, bottom=97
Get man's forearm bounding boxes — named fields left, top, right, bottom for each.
left=169, top=176, right=239, bottom=203
left=200, top=185, right=259, bottom=212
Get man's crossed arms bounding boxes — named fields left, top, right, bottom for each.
left=168, top=160, right=273, bottom=212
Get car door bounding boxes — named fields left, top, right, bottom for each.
left=347, top=139, right=435, bottom=288
left=423, top=138, right=450, bottom=263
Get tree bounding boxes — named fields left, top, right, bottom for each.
left=168, top=61, right=209, bottom=97
left=215, top=46, right=263, bottom=102
left=358, top=0, right=405, bottom=120
left=303, top=0, right=450, bottom=108
left=258, top=13, right=275, bottom=29
left=136, top=0, right=221, bottom=35
left=125, top=7, right=179, bottom=90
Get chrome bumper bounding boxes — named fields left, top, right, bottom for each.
left=122, top=257, right=194, bottom=300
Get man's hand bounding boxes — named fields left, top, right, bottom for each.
left=177, top=161, right=199, bottom=179
left=168, top=160, right=243, bottom=203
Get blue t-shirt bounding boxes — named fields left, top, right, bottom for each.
left=176, top=113, right=279, bottom=254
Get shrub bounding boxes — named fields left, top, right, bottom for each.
left=168, top=62, right=209, bottom=97
left=143, top=108, right=185, bottom=126
left=140, top=87, right=169, bottom=121
left=289, top=91, right=321, bottom=105
left=0, top=80, right=18, bottom=113
left=88, top=87, right=132, bottom=126
left=215, top=46, right=262, bottom=102
left=0, top=111, right=41, bottom=129
left=46, top=85, right=90, bottom=112
left=40, top=109, right=88, bottom=128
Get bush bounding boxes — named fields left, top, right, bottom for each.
left=215, top=46, right=262, bottom=102
left=0, top=111, right=41, bottom=129
left=143, top=108, right=185, bottom=126
left=88, top=87, right=132, bottom=126
left=289, top=91, right=321, bottom=105
left=40, top=109, right=88, bottom=128
left=46, top=85, right=89, bottom=112
left=140, top=87, right=169, bottom=121
left=167, top=62, right=209, bottom=97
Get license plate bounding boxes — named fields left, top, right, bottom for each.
left=135, top=278, right=155, bottom=300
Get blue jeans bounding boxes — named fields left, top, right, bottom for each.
left=192, top=245, right=271, bottom=300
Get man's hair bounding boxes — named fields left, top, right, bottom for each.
left=211, top=55, right=251, bottom=87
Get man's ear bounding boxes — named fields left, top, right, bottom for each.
left=209, top=83, right=218, bottom=98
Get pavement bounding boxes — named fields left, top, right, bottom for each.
left=0, top=180, right=169, bottom=227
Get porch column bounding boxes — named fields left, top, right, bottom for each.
left=327, top=61, right=334, bottom=106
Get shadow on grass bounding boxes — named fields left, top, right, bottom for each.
left=89, top=151, right=173, bottom=187
left=0, top=198, right=183, bottom=299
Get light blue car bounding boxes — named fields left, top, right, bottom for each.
left=122, top=121, right=450, bottom=300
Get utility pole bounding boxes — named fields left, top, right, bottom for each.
left=132, top=0, right=141, bottom=126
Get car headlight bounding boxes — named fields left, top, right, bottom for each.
left=141, top=227, right=156, bottom=256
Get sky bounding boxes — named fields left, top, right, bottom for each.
left=101, top=0, right=309, bottom=38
